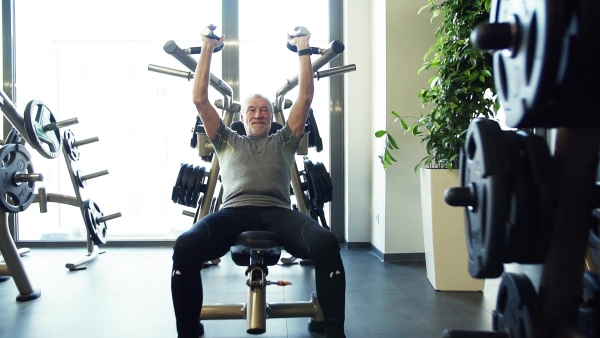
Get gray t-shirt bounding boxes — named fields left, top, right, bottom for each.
left=209, top=121, right=300, bottom=209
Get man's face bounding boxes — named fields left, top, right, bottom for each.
left=242, top=96, right=272, bottom=137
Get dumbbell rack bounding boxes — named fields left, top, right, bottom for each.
left=33, top=127, right=122, bottom=271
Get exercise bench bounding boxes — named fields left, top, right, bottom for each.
left=200, top=230, right=325, bottom=334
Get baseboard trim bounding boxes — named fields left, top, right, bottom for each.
left=345, top=242, right=371, bottom=249
left=346, top=242, right=425, bottom=262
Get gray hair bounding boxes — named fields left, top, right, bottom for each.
left=241, top=93, right=273, bottom=116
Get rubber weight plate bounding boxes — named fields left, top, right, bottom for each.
left=493, top=272, right=542, bottom=337
left=178, top=164, right=194, bottom=205
left=82, top=199, right=108, bottom=246
left=315, top=162, right=333, bottom=203
left=502, top=130, right=554, bottom=264
left=23, top=100, right=63, bottom=159
left=306, top=109, right=323, bottom=152
left=191, top=166, right=206, bottom=208
left=172, top=163, right=187, bottom=204
left=303, top=158, right=324, bottom=210
left=63, top=129, right=80, bottom=162
left=485, top=0, right=565, bottom=128
left=0, top=144, right=36, bottom=213
left=446, top=118, right=512, bottom=279
left=184, top=165, right=200, bottom=207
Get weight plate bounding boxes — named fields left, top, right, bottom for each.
left=23, top=100, right=63, bottom=159
left=178, top=164, right=194, bottom=205
left=489, top=0, right=565, bottom=128
left=493, top=272, right=542, bottom=337
left=172, top=164, right=187, bottom=203
left=0, top=144, right=36, bottom=213
left=315, top=162, right=333, bottom=203
left=75, top=170, right=86, bottom=188
left=304, top=158, right=324, bottom=210
left=502, top=131, right=553, bottom=264
left=185, top=166, right=200, bottom=207
left=82, top=199, right=108, bottom=246
left=461, top=118, right=512, bottom=279
left=191, top=166, right=206, bottom=207
left=314, top=164, right=329, bottom=206
left=63, top=129, right=80, bottom=162
left=306, top=109, right=323, bottom=152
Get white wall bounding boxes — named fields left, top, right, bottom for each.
left=343, top=0, right=372, bottom=244
left=344, top=0, right=438, bottom=257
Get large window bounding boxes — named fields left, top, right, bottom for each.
left=11, top=0, right=334, bottom=242
left=15, top=0, right=222, bottom=241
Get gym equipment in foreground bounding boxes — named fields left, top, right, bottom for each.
left=443, top=0, right=599, bottom=335
left=0, top=142, right=43, bottom=301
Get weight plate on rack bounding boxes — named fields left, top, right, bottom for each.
left=0, top=144, right=36, bottom=213
left=185, top=166, right=201, bottom=207
left=82, top=199, right=108, bottom=246
left=63, top=129, right=80, bottom=162
left=23, top=100, right=63, bottom=159
left=178, top=164, right=194, bottom=205
left=191, top=166, right=206, bottom=207
left=306, top=109, right=323, bottom=152
left=315, top=162, right=333, bottom=203
left=493, top=272, right=542, bottom=337
left=303, top=158, right=324, bottom=210
left=488, top=0, right=565, bottom=128
left=459, top=118, right=512, bottom=278
left=172, top=163, right=187, bottom=203
left=502, top=130, right=553, bottom=264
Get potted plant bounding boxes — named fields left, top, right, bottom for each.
left=375, top=0, right=499, bottom=290
left=376, top=0, right=499, bottom=172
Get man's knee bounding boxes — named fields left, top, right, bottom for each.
left=312, top=231, right=341, bottom=255
left=172, top=230, right=206, bottom=269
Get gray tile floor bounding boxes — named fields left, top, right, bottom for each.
left=1, top=246, right=499, bottom=338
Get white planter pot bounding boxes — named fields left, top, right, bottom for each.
left=420, top=168, right=484, bottom=291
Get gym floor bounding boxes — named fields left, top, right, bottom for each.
left=0, top=246, right=499, bottom=338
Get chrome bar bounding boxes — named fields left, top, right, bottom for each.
left=200, top=304, right=246, bottom=320
left=314, top=64, right=356, bottom=80
left=274, top=40, right=345, bottom=100
left=97, top=212, right=122, bottom=223
left=148, top=64, right=193, bottom=80
left=73, top=137, right=99, bottom=147
left=44, top=117, right=79, bottom=131
left=162, top=40, right=233, bottom=98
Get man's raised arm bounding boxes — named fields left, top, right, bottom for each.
left=192, top=24, right=225, bottom=140
left=287, top=27, right=314, bottom=140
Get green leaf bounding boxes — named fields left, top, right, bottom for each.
left=387, top=149, right=397, bottom=163
left=391, top=110, right=401, bottom=118
left=384, top=150, right=392, bottom=165
left=375, top=130, right=387, bottom=138
left=400, top=119, right=409, bottom=130
left=388, top=134, right=399, bottom=149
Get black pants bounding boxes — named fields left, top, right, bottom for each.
left=171, top=206, right=346, bottom=338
